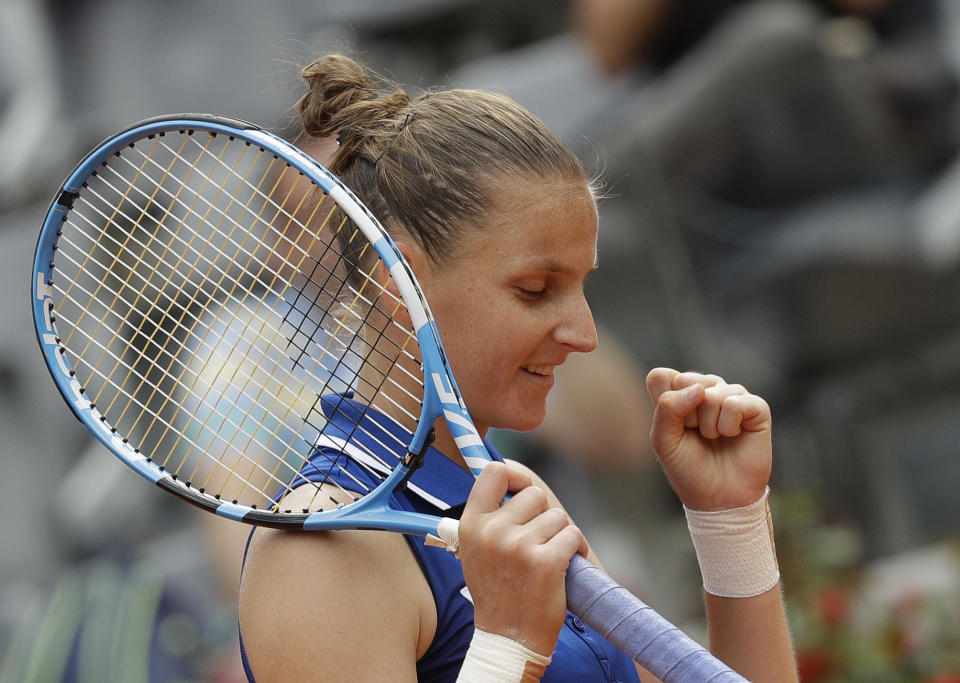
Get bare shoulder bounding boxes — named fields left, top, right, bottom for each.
left=503, top=458, right=563, bottom=508
left=239, top=519, right=436, bottom=681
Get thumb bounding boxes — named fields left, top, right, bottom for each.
left=650, top=383, right=704, bottom=454
left=464, top=462, right=510, bottom=514
left=464, top=461, right=534, bottom=515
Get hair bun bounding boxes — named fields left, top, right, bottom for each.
left=298, top=54, right=379, bottom=138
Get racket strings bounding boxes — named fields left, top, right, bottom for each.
left=96, top=143, right=367, bottom=414
left=109, top=138, right=424, bottom=385
left=117, top=144, right=324, bottom=484
left=273, top=256, right=422, bottom=509
left=60, top=137, right=196, bottom=393
left=70, top=137, right=265, bottom=397
left=63, top=179, right=376, bottom=504
left=152, top=138, right=430, bottom=502
left=60, top=200, right=373, bottom=506
left=55, top=135, right=188, bottom=339
left=186, top=179, right=355, bottom=494
left=51, top=129, right=430, bottom=512
left=68, top=144, right=314, bottom=478
left=107, top=141, right=271, bottom=443
left=63, top=198, right=366, bottom=502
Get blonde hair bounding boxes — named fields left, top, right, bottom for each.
left=297, top=54, right=591, bottom=262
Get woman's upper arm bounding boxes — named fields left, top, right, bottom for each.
left=238, top=526, right=433, bottom=682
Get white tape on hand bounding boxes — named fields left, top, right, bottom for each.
left=457, top=628, right=552, bottom=683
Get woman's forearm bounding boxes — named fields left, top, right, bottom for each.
left=705, top=587, right=798, bottom=683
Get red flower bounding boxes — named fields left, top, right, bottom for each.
left=925, top=673, right=960, bottom=683
left=815, top=585, right=851, bottom=627
left=797, top=649, right=832, bottom=682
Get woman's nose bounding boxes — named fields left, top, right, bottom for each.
left=556, top=293, right=598, bottom=353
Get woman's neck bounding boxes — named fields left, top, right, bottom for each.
left=429, top=420, right=485, bottom=472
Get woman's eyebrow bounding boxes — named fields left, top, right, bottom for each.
left=520, top=254, right=599, bottom=274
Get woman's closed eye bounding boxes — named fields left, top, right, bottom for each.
left=515, top=285, right=547, bottom=300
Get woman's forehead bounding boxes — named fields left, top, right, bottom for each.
left=451, top=178, right=598, bottom=263
left=476, top=176, right=596, bottom=228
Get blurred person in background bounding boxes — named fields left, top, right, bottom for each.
left=574, top=0, right=957, bottom=204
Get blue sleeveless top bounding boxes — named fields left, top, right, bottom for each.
left=240, top=397, right=641, bottom=682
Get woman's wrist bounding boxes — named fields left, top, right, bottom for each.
left=457, top=627, right=552, bottom=683
left=684, top=487, right=780, bottom=598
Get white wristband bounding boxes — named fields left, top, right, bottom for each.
left=457, top=628, right=552, bottom=683
left=684, top=487, right=781, bottom=598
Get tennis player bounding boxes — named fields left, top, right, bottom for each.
left=238, top=53, right=797, bottom=682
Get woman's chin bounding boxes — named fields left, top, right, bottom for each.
left=498, top=409, right=548, bottom=434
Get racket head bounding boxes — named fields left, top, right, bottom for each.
left=32, top=114, right=491, bottom=532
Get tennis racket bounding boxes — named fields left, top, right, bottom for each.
left=32, top=114, right=746, bottom=682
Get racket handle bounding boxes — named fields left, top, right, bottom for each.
left=428, top=520, right=747, bottom=679
left=565, top=554, right=747, bottom=682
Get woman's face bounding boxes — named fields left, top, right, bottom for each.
left=414, top=176, right=599, bottom=436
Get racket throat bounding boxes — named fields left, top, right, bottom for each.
left=395, top=426, right=435, bottom=492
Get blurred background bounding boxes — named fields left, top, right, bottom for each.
left=3, top=0, right=960, bottom=680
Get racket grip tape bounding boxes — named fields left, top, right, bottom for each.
left=565, top=554, right=748, bottom=682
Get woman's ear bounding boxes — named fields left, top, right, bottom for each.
left=393, top=235, right=430, bottom=285
left=378, top=234, right=430, bottom=329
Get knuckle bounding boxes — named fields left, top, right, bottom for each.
left=517, top=485, right=548, bottom=509
left=548, top=506, right=569, bottom=525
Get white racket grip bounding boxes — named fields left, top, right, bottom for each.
left=565, top=555, right=747, bottom=682
left=425, top=517, right=461, bottom=555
